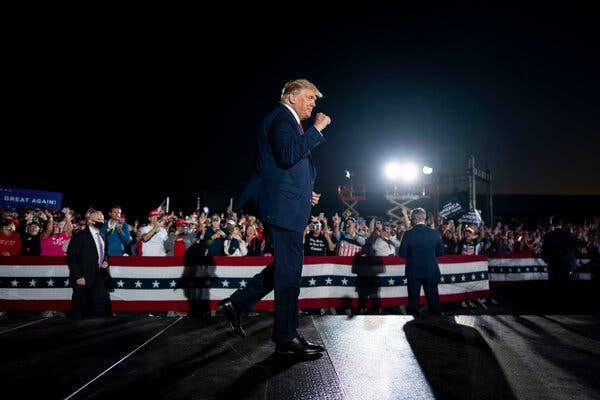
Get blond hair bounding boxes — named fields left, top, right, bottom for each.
left=280, top=79, right=322, bottom=104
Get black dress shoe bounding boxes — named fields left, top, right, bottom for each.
left=217, top=298, right=246, bottom=337
left=275, top=336, right=322, bottom=356
left=296, top=332, right=325, bottom=352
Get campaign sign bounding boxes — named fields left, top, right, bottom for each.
left=0, top=186, right=62, bottom=210
left=462, top=209, right=483, bottom=226
left=439, top=200, right=464, bottom=219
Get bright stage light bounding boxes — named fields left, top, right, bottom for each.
left=400, top=163, right=418, bottom=182
left=384, top=162, right=401, bottom=180
left=384, top=162, right=418, bottom=182
left=422, top=166, right=433, bottom=175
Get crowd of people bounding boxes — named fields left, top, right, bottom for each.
left=1, top=204, right=599, bottom=259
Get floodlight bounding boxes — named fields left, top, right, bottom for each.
left=384, top=162, right=401, bottom=180
left=399, top=163, right=418, bottom=182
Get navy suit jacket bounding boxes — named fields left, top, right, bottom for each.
left=398, top=224, right=444, bottom=280
left=236, top=105, right=325, bottom=233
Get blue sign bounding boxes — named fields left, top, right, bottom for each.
left=461, top=209, right=483, bottom=227
left=439, top=200, right=464, bottom=219
left=0, top=186, right=62, bottom=210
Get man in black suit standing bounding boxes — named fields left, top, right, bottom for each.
left=67, top=210, right=112, bottom=317
left=398, top=208, right=444, bottom=316
left=542, top=215, right=577, bottom=293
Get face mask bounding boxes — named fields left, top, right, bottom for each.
left=93, top=221, right=104, bottom=230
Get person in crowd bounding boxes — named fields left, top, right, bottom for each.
left=218, top=79, right=331, bottom=356
left=100, top=206, right=131, bottom=256
left=457, top=226, right=481, bottom=255
left=515, top=231, right=535, bottom=252
left=223, top=220, right=248, bottom=256
left=244, top=224, right=263, bottom=256
left=0, top=217, right=21, bottom=256
left=165, top=219, right=194, bottom=256
left=333, top=216, right=366, bottom=256
left=138, top=210, right=168, bottom=256
left=66, top=210, right=112, bottom=318
left=20, top=221, right=41, bottom=255
left=398, top=207, right=444, bottom=316
left=204, top=214, right=227, bottom=256
left=370, top=222, right=400, bottom=256
left=441, top=229, right=457, bottom=255
left=304, top=220, right=335, bottom=256
left=40, top=210, right=73, bottom=255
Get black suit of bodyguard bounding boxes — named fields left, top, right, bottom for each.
left=398, top=208, right=444, bottom=316
left=542, top=215, right=577, bottom=287
left=67, top=211, right=113, bottom=317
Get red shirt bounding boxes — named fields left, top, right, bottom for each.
left=174, top=236, right=186, bottom=257
left=0, top=231, right=22, bottom=256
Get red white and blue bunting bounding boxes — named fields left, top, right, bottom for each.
left=0, top=256, right=488, bottom=311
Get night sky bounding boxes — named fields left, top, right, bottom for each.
left=5, top=11, right=599, bottom=218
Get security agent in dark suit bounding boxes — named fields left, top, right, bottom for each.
left=398, top=208, right=445, bottom=316
left=67, top=210, right=113, bottom=317
left=542, top=215, right=577, bottom=288
left=219, top=79, right=331, bottom=356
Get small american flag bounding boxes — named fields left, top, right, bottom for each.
left=337, top=242, right=363, bottom=256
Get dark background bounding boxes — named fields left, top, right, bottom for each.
left=4, top=9, right=599, bottom=225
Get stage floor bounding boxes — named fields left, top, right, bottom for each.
left=1, top=308, right=599, bottom=399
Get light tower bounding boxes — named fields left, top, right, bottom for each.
left=337, top=170, right=365, bottom=218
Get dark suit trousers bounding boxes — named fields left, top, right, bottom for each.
left=71, top=271, right=112, bottom=318
left=407, top=277, right=441, bottom=315
left=230, top=224, right=303, bottom=345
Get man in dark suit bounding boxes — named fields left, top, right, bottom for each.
left=67, top=210, right=113, bottom=317
left=398, top=208, right=444, bottom=316
left=220, top=79, right=331, bottom=356
left=542, top=215, right=577, bottom=290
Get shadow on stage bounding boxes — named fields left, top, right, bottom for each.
left=178, top=244, right=217, bottom=320
left=353, top=255, right=386, bottom=313
left=403, top=316, right=516, bottom=399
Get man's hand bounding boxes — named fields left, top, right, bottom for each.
left=314, top=113, right=332, bottom=132
left=76, top=277, right=86, bottom=286
left=101, top=261, right=108, bottom=269
left=311, top=192, right=321, bottom=206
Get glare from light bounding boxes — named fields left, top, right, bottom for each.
left=400, top=163, right=418, bottom=182
left=384, top=162, right=401, bottom=180
left=384, top=162, right=418, bottom=182
left=423, top=166, right=433, bottom=175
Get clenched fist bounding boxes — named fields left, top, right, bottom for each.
left=314, top=112, right=332, bottom=132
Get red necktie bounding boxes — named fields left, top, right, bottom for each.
left=298, top=122, right=304, bottom=135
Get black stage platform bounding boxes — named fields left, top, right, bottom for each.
left=1, top=288, right=600, bottom=399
